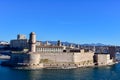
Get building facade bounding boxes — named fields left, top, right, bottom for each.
left=10, top=39, right=28, bottom=49
left=36, top=46, right=63, bottom=53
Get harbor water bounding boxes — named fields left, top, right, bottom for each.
left=1, top=60, right=120, bottom=80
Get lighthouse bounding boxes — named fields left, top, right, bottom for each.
left=29, top=32, right=36, bottom=52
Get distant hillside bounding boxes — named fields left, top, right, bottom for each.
left=41, top=41, right=109, bottom=46
left=81, top=43, right=107, bottom=46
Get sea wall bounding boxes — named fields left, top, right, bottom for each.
left=10, top=53, right=40, bottom=65
left=7, top=51, right=95, bottom=69
left=95, top=54, right=113, bottom=66
left=74, top=52, right=94, bottom=64
left=39, top=52, right=94, bottom=68
left=40, top=53, right=74, bottom=63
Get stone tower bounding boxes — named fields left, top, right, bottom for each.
left=109, top=46, right=116, bottom=61
left=29, top=32, right=36, bottom=52
left=57, top=40, right=61, bottom=46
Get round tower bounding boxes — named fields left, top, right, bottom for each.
left=29, top=32, right=36, bottom=52
left=57, top=40, right=61, bottom=46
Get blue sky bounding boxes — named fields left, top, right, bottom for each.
left=0, top=0, right=120, bottom=45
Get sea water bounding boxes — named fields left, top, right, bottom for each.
left=0, top=60, right=120, bottom=80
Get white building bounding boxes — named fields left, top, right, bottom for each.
left=10, top=39, right=28, bottom=49
left=0, top=41, right=9, bottom=45
left=10, top=34, right=29, bottom=49
left=17, top=34, right=26, bottom=40
left=36, top=46, right=63, bottom=53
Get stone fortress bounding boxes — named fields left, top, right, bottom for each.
left=2, top=32, right=115, bottom=69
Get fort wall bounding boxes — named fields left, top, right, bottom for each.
left=40, top=53, right=74, bottom=63
left=10, top=53, right=40, bottom=65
